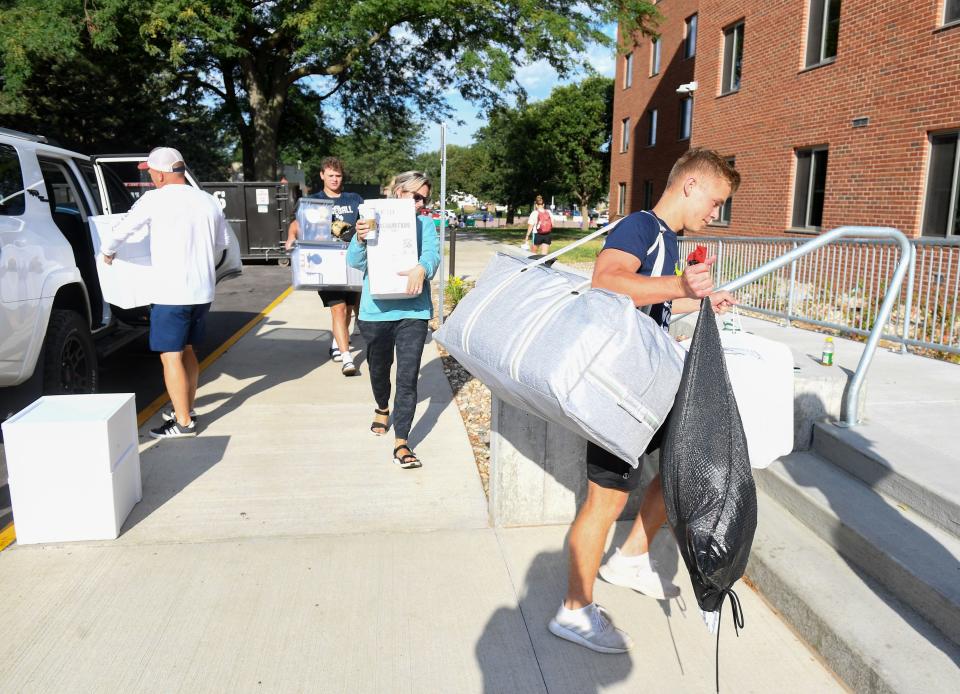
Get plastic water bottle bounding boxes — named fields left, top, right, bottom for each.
left=821, top=337, right=834, bottom=366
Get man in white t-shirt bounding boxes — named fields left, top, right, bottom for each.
left=101, top=147, right=230, bottom=439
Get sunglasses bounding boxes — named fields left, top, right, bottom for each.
left=412, top=193, right=428, bottom=203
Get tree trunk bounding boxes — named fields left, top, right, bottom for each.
left=506, top=204, right=515, bottom=225
left=241, top=56, right=288, bottom=181
left=579, top=196, right=591, bottom=231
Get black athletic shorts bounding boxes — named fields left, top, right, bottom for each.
left=585, top=412, right=670, bottom=493
left=318, top=290, right=360, bottom=307
left=533, top=232, right=552, bottom=246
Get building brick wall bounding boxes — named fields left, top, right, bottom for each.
left=611, top=0, right=960, bottom=238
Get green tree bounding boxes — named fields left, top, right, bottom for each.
left=537, top=76, right=614, bottom=229
left=1, top=0, right=660, bottom=180
left=413, top=144, right=490, bottom=200
left=331, top=113, right=423, bottom=187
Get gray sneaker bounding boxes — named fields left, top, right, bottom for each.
left=548, top=603, right=633, bottom=654
left=161, top=408, right=197, bottom=423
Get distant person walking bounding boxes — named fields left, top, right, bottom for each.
left=100, top=146, right=230, bottom=439
left=347, top=171, right=440, bottom=469
left=525, top=195, right=553, bottom=254
left=285, top=157, right=363, bottom=376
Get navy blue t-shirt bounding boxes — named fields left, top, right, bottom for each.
left=602, top=210, right=679, bottom=330
left=310, top=190, right=364, bottom=226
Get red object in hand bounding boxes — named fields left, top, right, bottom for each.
left=687, top=245, right=708, bottom=266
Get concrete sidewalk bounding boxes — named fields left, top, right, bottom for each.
left=0, top=289, right=842, bottom=693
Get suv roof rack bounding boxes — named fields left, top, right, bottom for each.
left=0, top=127, right=49, bottom=144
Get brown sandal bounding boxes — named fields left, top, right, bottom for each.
left=393, top=445, right=422, bottom=469
left=370, top=408, right=390, bottom=435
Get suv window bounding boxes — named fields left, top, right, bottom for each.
left=76, top=161, right=104, bottom=215
left=39, top=159, right=91, bottom=217
left=0, top=143, right=25, bottom=215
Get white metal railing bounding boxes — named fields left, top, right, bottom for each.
left=680, top=234, right=960, bottom=356
left=703, top=227, right=914, bottom=427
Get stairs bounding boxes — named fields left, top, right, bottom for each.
left=747, top=421, right=960, bottom=693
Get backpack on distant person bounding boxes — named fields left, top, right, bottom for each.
left=536, top=209, right=553, bottom=234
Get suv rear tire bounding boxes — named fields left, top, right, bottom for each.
left=42, top=310, right=98, bottom=394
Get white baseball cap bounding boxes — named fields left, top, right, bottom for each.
left=138, top=147, right=186, bottom=173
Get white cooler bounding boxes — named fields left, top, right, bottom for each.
left=291, top=241, right=363, bottom=291
left=1, top=394, right=143, bottom=544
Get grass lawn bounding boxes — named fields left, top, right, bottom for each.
left=468, top=225, right=605, bottom=264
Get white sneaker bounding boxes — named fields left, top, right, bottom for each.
left=548, top=603, right=633, bottom=654
left=599, top=548, right=681, bottom=599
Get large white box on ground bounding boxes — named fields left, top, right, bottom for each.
left=363, top=198, right=419, bottom=299
left=1, top=394, right=143, bottom=544
left=291, top=242, right=363, bottom=290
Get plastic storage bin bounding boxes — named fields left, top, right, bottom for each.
left=291, top=241, right=363, bottom=291
left=0, top=394, right=143, bottom=544
left=296, top=198, right=334, bottom=242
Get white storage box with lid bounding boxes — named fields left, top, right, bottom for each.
left=1, top=393, right=143, bottom=544
left=291, top=241, right=363, bottom=290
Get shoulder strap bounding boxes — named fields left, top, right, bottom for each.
left=640, top=210, right=667, bottom=278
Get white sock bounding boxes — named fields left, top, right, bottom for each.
left=615, top=548, right=651, bottom=567
left=558, top=602, right=595, bottom=626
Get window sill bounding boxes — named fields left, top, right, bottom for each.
left=935, top=19, right=960, bottom=34
left=799, top=57, right=836, bottom=74
left=786, top=227, right=821, bottom=235
left=718, top=88, right=740, bottom=98
left=678, top=136, right=691, bottom=142
left=708, top=221, right=730, bottom=228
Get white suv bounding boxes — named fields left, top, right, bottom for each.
left=0, top=128, right=241, bottom=404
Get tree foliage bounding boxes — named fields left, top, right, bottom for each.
left=0, top=0, right=660, bottom=180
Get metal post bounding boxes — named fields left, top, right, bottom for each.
left=901, top=243, right=916, bottom=353
left=438, top=123, right=447, bottom=326
left=786, top=242, right=798, bottom=326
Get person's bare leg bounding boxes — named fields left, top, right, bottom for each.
left=564, top=482, right=629, bottom=609
left=619, top=474, right=667, bottom=556
left=183, top=345, right=199, bottom=413
left=160, top=351, right=192, bottom=426
left=330, top=303, right=350, bottom=355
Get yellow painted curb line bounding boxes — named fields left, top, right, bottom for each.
left=0, top=523, right=15, bottom=552
left=136, top=285, right=293, bottom=427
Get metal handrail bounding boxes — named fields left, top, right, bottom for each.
left=718, top=226, right=912, bottom=428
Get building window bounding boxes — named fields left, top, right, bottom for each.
left=685, top=14, right=698, bottom=59
left=793, top=147, right=829, bottom=229
left=621, top=118, right=631, bottom=153
left=643, top=180, right=654, bottom=210
left=715, top=157, right=735, bottom=225
left=721, top=22, right=745, bottom=94
left=618, top=183, right=627, bottom=216
left=647, top=109, right=658, bottom=146
left=946, top=0, right=960, bottom=24
left=922, top=132, right=960, bottom=237
left=679, top=97, right=692, bottom=140
left=0, top=143, right=25, bottom=216
left=624, top=53, right=634, bottom=88
left=651, top=38, right=661, bottom=76
left=806, top=0, right=841, bottom=67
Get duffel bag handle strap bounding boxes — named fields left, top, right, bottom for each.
left=525, top=217, right=627, bottom=270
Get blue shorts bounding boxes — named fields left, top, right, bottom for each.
left=149, top=303, right=211, bottom=352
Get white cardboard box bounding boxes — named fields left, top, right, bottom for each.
left=1, top=394, right=143, bottom=544
left=291, top=242, right=363, bottom=290
left=89, top=215, right=155, bottom=309
left=363, top=199, right=419, bottom=299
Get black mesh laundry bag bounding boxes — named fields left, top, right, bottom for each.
left=660, top=296, right=757, bottom=619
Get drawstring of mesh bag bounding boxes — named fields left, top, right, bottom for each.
left=714, top=587, right=745, bottom=693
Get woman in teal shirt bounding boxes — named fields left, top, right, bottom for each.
left=348, top=171, right=440, bottom=469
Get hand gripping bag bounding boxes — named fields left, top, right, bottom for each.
left=660, top=297, right=757, bottom=688
left=434, top=251, right=684, bottom=467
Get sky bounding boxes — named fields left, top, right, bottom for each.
left=424, top=35, right=618, bottom=152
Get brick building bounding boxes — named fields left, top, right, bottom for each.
left=610, top=0, right=960, bottom=238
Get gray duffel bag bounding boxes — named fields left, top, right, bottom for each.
left=434, top=241, right=684, bottom=468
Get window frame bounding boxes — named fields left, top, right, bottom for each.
left=945, top=0, right=960, bottom=25
left=621, top=117, right=631, bottom=153
left=651, top=37, right=661, bottom=76
left=0, top=143, right=26, bottom=216
left=712, top=157, right=736, bottom=226
left=617, top=182, right=627, bottom=216
left=685, top=14, right=698, bottom=59
left=805, top=0, right=841, bottom=68
left=642, top=180, right=654, bottom=210
left=647, top=109, right=658, bottom=147
left=792, top=146, right=830, bottom=230
left=624, top=52, right=634, bottom=89
left=921, top=131, right=960, bottom=237
left=679, top=96, right=693, bottom=141
left=721, top=21, right=745, bottom=95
